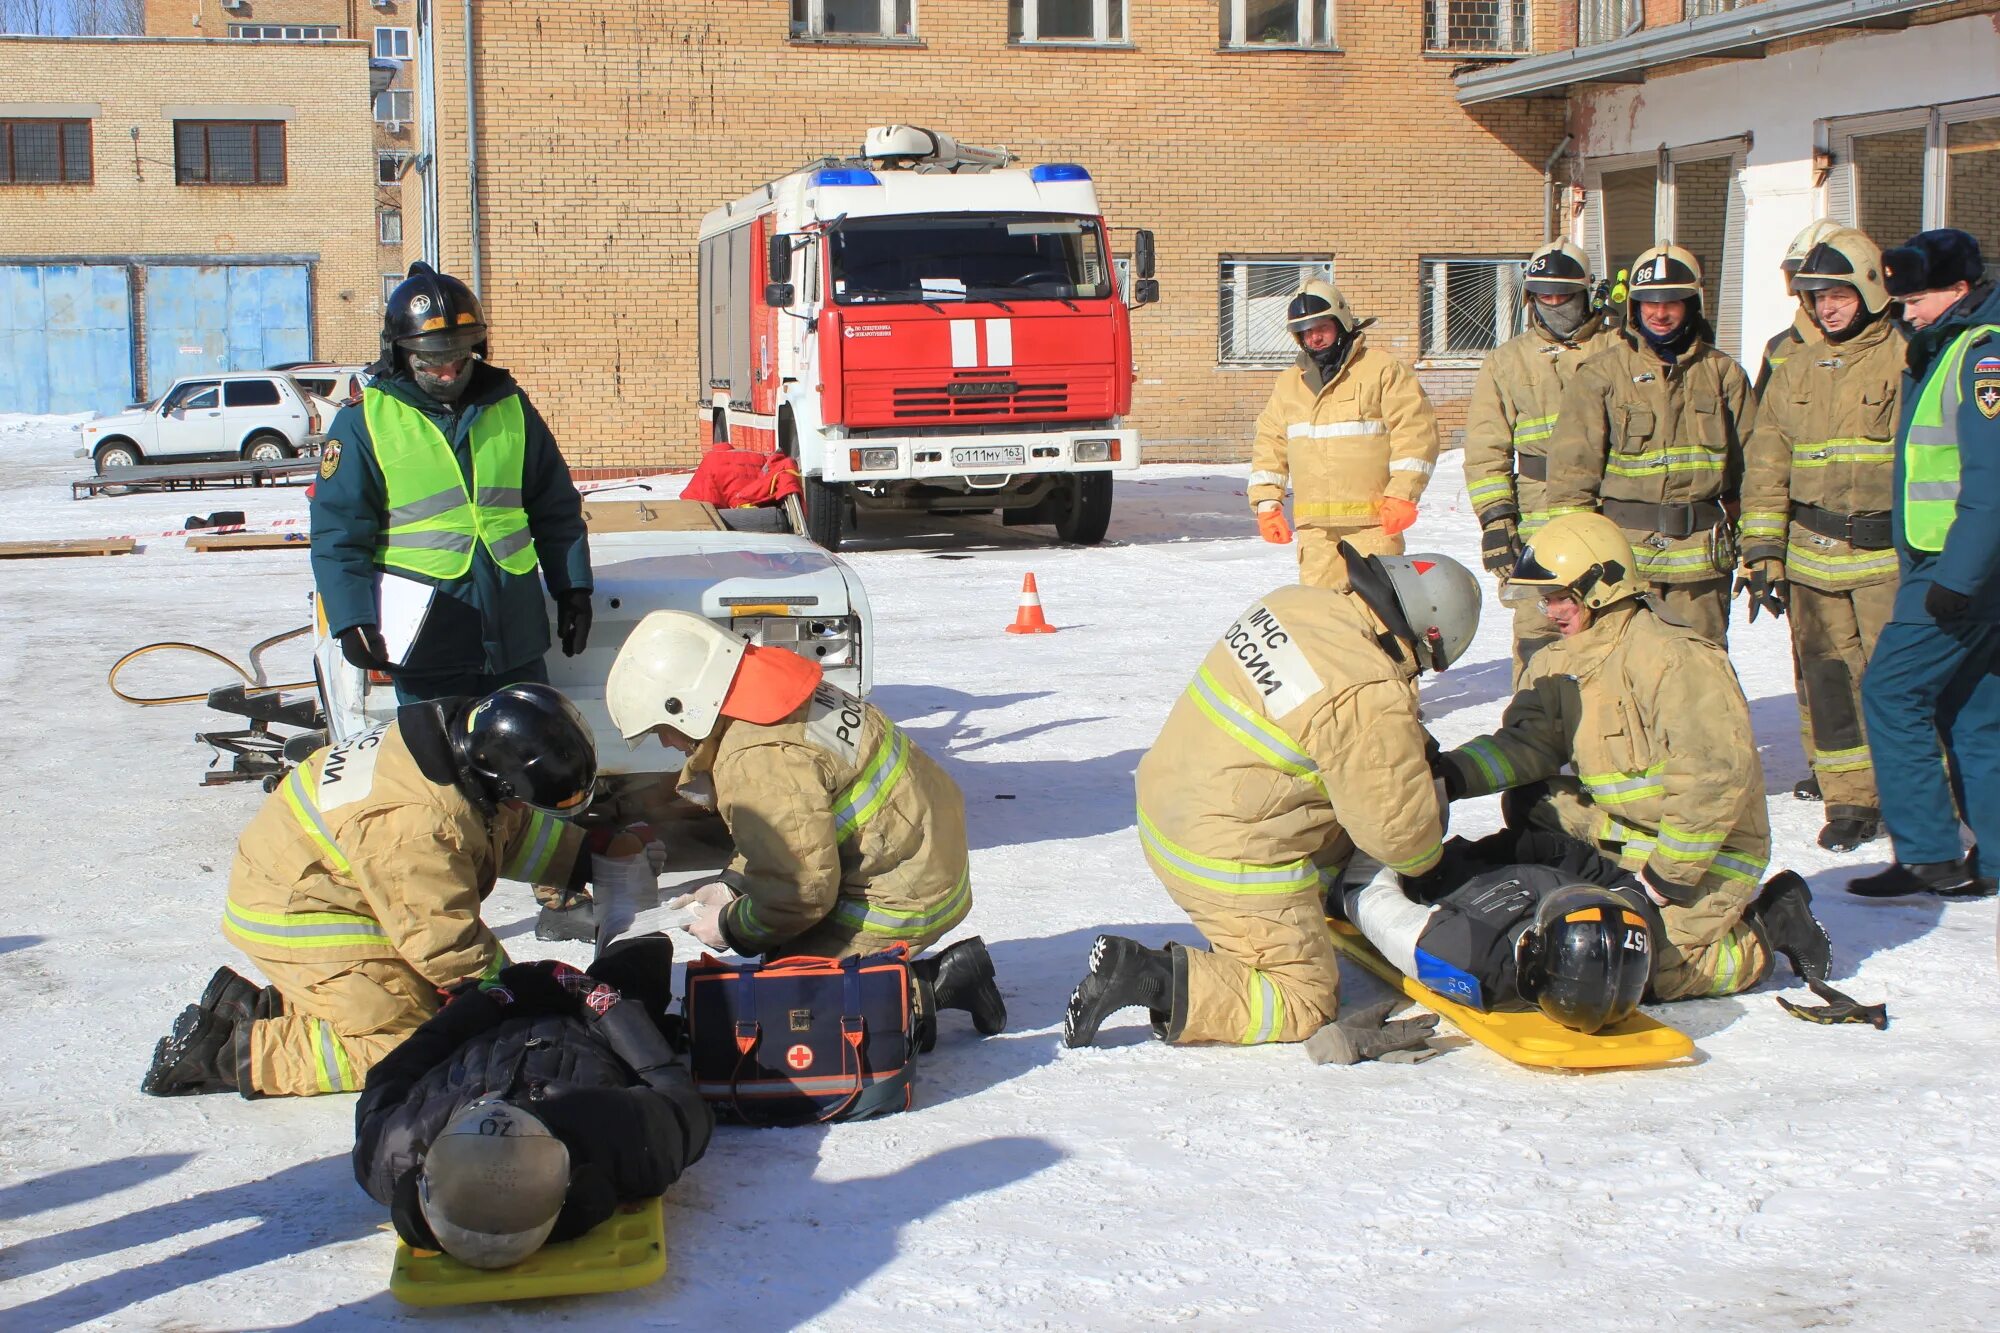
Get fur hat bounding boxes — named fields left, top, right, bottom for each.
left=1882, top=229, right=1985, bottom=298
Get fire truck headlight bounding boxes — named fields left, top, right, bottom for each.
left=849, top=447, right=900, bottom=472
left=1074, top=439, right=1120, bottom=463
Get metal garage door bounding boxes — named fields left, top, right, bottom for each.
left=0, top=264, right=134, bottom=415
left=142, top=264, right=310, bottom=394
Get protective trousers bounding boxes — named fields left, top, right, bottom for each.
left=247, top=955, right=440, bottom=1096
left=1861, top=618, right=2000, bottom=865
left=1647, top=579, right=1731, bottom=648
left=1516, top=780, right=1769, bottom=1000
left=1297, top=525, right=1400, bottom=592
left=1789, top=580, right=1896, bottom=814
left=1155, top=868, right=1341, bottom=1045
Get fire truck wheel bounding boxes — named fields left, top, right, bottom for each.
left=803, top=473, right=847, bottom=551
left=1052, top=472, right=1113, bottom=545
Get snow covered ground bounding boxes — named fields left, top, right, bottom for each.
left=1, top=411, right=1995, bottom=1331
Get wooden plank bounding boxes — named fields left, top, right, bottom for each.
left=186, top=532, right=313, bottom=551
left=582, top=499, right=726, bottom=533
left=0, top=537, right=138, bottom=559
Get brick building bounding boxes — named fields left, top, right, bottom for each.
left=405, top=2, right=1570, bottom=471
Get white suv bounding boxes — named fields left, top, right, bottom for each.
left=81, top=372, right=324, bottom=473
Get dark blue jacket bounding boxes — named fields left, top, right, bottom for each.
left=1893, top=283, right=2000, bottom=623
left=310, top=363, right=592, bottom=674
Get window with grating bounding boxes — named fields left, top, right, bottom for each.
left=1683, top=0, right=1747, bottom=17
left=1425, top=0, right=1528, bottom=54
left=173, top=121, right=285, bottom=186
left=1, top=119, right=91, bottom=184
left=1218, top=257, right=1335, bottom=366
left=1420, top=258, right=1528, bottom=358
left=1576, top=0, right=1639, bottom=45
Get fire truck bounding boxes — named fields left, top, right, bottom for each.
left=697, top=126, right=1157, bottom=550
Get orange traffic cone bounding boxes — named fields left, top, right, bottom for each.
left=1006, top=573, right=1058, bottom=635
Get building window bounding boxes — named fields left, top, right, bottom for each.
left=374, top=90, right=415, bottom=128
left=1831, top=99, right=2000, bottom=285
left=1583, top=138, right=1749, bottom=355
left=1424, top=1, right=1527, bottom=54
left=790, top=0, right=915, bottom=40
left=1, top=118, right=91, bottom=184
left=377, top=150, right=411, bottom=185
left=1421, top=257, right=1526, bottom=359
left=174, top=120, right=285, bottom=186
left=1944, top=114, right=2000, bottom=282
left=1576, top=0, right=1639, bottom=46
left=1218, top=256, right=1334, bottom=366
left=1010, top=0, right=1125, bottom=43
left=378, top=206, right=404, bottom=245
left=374, top=27, right=412, bottom=59
left=229, top=24, right=340, bottom=40
left=1682, top=0, right=1745, bottom=16
left=384, top=273, right=404, bottom=305
left=1221, top=0, right=1335, bottom=48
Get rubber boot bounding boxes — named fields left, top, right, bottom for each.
left=1793, top=773, right=1822, bottom=802
left=1749, top=871, right=1832, bottom=984
left=1063, top=935, right=1173, bottom=1049
left=1849, top=858, right=1995, bottom=900
left=535, top=885, right=597, bottom=943
left=1817, top=807, right=1881, bottom=854
left=926, top=937, right=1006, bottom=1036
left=141, top=966, right=260, bottom=1096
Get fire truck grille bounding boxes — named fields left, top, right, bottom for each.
left=890, top=382, right=1069, bottom=420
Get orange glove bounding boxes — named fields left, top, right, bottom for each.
left=1378, top=496, right=1419, bottom=536
left=1256, top=504, right=1293, bottom=545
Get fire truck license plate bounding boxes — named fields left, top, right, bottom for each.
left=951, top=445, right=1026, bottom=467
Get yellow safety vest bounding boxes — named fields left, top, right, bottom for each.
left=1903, top=325, right=1999, bottom=553
left=362, top=388, right=537, bottom=579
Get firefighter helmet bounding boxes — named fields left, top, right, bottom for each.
left=1509, top=512, right=1642, bottom=611
left=1780, top=218, right=1843, bottom=276
left=1523, top=240, right=1592, bottom=295
left=418, top=1098, right=572, bottom=1269
left=1793, top=228, right=1892, bottom=316
left=1342, top=546, right=1484, bottom=673
left=1285, top=278, right=1359, bottom=344
left=382, top=262, right=488, bottom=367
left=1515, top=885, right=1653, bottom=1034
left=456, top=683, right=597, bottom=814
left=1626, top=244, right=1703, bottom=306
left=606, top=610, right=748, bottom=745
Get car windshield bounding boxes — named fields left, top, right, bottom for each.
left=829, top=213, right=1111, bottom=305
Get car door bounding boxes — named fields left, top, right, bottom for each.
left=223, top=377, right=303, bottom=451
left=153, top=380, right=223, bottom=458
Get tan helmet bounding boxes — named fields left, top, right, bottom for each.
left=1781, top=218, right=1843, bottom=276
left=1792, top=227, right=1891, bottom=316
left=1509, top=513, right=1642, bottom=611
left=418, top=1098, right=571, bottom=1270
left=606, top=610, right=747, bottom=745
left=1342, top=546, right=1484, bottom=673
left=1524, top=240, right=1592, bottom=295
left=1626, top=244, right=1703, bottom=309
left=1285, top=278, right=1359, bottom=344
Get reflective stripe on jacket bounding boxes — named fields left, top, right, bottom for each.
left=363, top=388, right=537, bottom=579
left=1463, top=312, right=1621, bottom=535
left=1135, top=584, right=1445, bottom=898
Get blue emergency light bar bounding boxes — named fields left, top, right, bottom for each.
left=812, top=168, right=882, bottom=187
left=1029, top=163, right=1091, bottom=182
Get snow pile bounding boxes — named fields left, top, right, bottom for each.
left=0, top=412, right=1993, bottom=1330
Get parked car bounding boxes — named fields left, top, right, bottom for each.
left=280, top=363, right=372, bottom=408
left=80, top=372, right=324, bottom=473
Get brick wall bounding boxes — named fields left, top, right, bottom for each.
left=414, top=0, right=1561, bottom=471
left=0, top=36, right=380, bottom=374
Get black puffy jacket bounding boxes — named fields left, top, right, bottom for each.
left=353, top=950, right=712, bottom=1248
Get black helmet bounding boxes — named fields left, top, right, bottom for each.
left=1515, top=885, right=1652, bottom=1033
left=1524, top=240, right=1592, bottom=295
left=454, top=683, right=597, bottom=814
left=382, top=261, right=487, bottom=370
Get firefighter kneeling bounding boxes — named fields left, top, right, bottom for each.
left=605, top=611, right=1005, bottom=1050
left=1065, top=547, right=1479, bottom=1054
left=143, top=684, right=646, bottom=1099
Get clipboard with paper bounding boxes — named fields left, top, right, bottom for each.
left=373, top=570, right=439, bottom=666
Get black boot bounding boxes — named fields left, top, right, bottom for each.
left=141, top=967, right=261, bottom=1097
left=1849, top=858, right=1995, bottom=900
left=1793, top=773, right=1822, bottom=802
left=926, top=937, right=1006, bottom=1037
left=1063, top=936, right=1173, bottom=1049
left=1817, top=808, right=1881, bottom=854
left=1750, top=871, right=1831, bottom=984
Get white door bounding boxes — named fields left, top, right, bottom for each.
left=153, top=380, right=223, bottom=458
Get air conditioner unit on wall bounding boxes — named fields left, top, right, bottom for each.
left=383, top=121, right=404, bottom=135
left=220, top=0, right=247, bottom=10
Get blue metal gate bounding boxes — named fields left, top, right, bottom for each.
left=142, top=264, right=310, bottom=395
left=0, top=264, right=134, bottom=415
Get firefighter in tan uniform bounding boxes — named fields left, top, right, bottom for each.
left=606, top=611, right=1005, bottom=1049
left=142, top=684, right=632, bottom=1099
left=1756, top=218, right=1843, bottom=395
left=1063, top=547, right=1481, bottom=1053
left=1463, top=241, right=1623, bottom=682
left=1739, top=229, right=1904, bottom=854
left=1436, top=515, right=1827, bottom=1000
left=1248, top=280, right=1442, bottom=589
left=1544, top=245, right=1757, bottom=647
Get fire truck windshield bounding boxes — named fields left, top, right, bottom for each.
left=829, top=213, right=1113, bottom=305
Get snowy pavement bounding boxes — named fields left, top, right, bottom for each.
left=1, top=412, right=1995, bottom=1331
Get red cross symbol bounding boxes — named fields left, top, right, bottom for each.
left=786, top=1044, right=814, bottom=1071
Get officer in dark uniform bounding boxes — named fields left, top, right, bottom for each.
left=312, top=263, right=594, bottom=703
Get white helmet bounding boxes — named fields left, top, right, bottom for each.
left=418, top=1098, right=571, bottom=1270
left=1342, top=545, right=1484, bottom=673
left=606, top=610, right=747, bottom=745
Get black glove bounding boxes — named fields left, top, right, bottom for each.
left=1925, top=582, right=1972, bottom=621
left=1776, top=978, right=1888, bottom=1029
left=557, top=590, right=593, bottom=656
left=338, top=624, right=393, bottom=671
left=1480, top=516, right=1522, bottom=576
left=1303, top=1001, right=1441, bottom=1065
left=1733, top=560, right=1787, bottom=623
left=1641, top=862, right=1701, bottom=907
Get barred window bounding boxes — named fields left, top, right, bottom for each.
left=1420, top=257, right=1527, bottom=358
left=1576, top=0, right=1639, bottom=45
left=229, top=24, right=340, bottom=40
left=791, top=0, right=915, bottom=39
left=1682, top=0, right=1746, bottom=16
left=1218, top=256, right=1334, bottom=366
left=1, top=119, right=91, bottom=184
left=379, top=206, right=404, bottom=245
left=1424, top=0, right=1528, bottom=54
left=1220, top=0, right=1336, bottom=48
left=1011, top=0, right=1126, bottom=43
left=174, top=121, right=285, bottom=186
